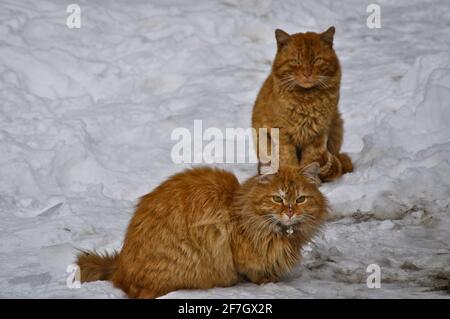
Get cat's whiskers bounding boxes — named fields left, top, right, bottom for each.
left=243, top=212, right=298, bottom=244
left=278, top=75, right=297, bottom=92
left=299, top=212, right=317, bottom=221
left=279, top=74, right=335, bottom=91
left=299, top=215, right=321, bottom=229
left=317, top=75, right=334, bottom=89
left=317, top=79, right=328, bottom=89
left=295, top=212, right=324, bottom=240
left=279, top=80, right=293, bottom=90
left=239, top=213, right=276, bottom=244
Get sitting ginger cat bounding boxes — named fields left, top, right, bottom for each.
left=252, top=27, right=353, bottom=181
left=76, top=164, right=327, bottom=298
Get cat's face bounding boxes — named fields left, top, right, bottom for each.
left=272, top=27, right=340, bottom=90
left=240, top=164, right=327, bottom=236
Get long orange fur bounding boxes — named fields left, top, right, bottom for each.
left=76, top=165, right=328, bottom=298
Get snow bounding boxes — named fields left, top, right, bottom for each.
left=0, top=0, right=449, bottom=298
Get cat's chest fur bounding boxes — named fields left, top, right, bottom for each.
left=276, top=89, right=338, bottom=144
left=231, top=229, right=302, bottom=281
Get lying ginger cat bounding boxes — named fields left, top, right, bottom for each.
left=76, top=164, right=327, bottom=298
left=252, top=27, right=353, bottom=181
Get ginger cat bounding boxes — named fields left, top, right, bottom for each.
left=76, top=164, right=327, bottom=298
left=252, top=27, right=353, bottom=181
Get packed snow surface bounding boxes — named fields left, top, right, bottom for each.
left=0, top=0, right=449, bottom=298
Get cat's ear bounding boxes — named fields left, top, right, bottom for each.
left=300, top=162, right=321, bottom=186
left=275, top=29, right=290, bottom=49
left=320, top=26, right=335, bottom=47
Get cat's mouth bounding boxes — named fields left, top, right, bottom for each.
left=296, top=79, right=316, bottom=89
left=271, top=219, right=299, bottom=230
left=267, top=213, right=300, bottom=226
left=267, top=213, right=317, bottom=234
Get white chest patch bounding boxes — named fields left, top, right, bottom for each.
left=286, top=226, right=294, bottom=235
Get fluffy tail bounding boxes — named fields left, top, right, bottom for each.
left=76, top=250, right=118, bottom=282
left=337, top=153, right=353, bottom=174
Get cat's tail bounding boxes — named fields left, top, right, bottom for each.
left=76, top=250, right=119, bottom=282
left=337, top=153, right=353, bottom=174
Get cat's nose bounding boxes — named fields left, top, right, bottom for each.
left=286, top=205, right=294, bottom=218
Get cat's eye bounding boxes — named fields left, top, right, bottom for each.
left=290, top=59, right=300, bottom=65
left=272, top=195, right=283, bottom=203
left=314, top=57, right=324, bottom=64
left=296, top=196, right=307, bottom=203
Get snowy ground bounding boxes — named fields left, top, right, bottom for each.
left=0, top=0, right=449, bottom=298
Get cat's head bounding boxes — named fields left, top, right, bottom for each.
left=272, top=27, right=340, bottom=90
left=237, top=163, right=328, bottom=238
